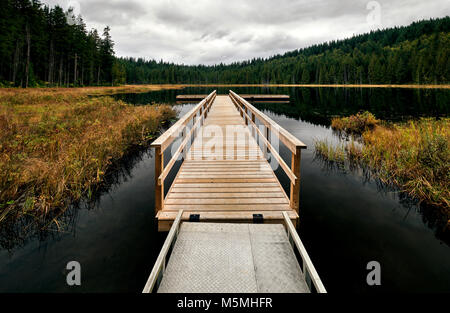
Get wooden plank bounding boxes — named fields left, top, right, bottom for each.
left=171, top=187, right=282, bottom=193
left=157, top=210, right=298, bottom=220
left=162, top=204, right=291, bottom=211
left=164, top=198, right=289, bottom=205
left=167, top=192, right=286, bottom=198
left=172, top=182, right=279, bottom=188
left=175, top=178, right=277, bottom=183
left=180, top=170, right=273, bottom=174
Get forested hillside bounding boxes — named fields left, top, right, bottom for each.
left=0, top=0, right=115, bottom=87
left=118, top=16, right=450, bottom=85
left=0, top=1, right=448, bottom=87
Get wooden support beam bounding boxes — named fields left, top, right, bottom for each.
left=155, top=146, right=164, bottom=213
left=289, top=147, right=301, bottom=212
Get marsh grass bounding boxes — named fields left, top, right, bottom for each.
left=316, top=116, right=449, bottom=214
left=313, top=139, right=346, bottom=164
left=0, top=88, right=176, bottom=222
left=331, top=111, right=379, bottom=134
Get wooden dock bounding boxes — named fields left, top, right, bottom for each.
left=143, top=91, right=325, bottom=294
left=176, top=94, right=289, bottom=102
left=153, top=91, right=305, bottom=231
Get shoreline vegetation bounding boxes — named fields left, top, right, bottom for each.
left=314, top=113, right=449, bottom=225
left=1, top=83, right=449, bottom=90
left=0, top=87, right=176, bottom=224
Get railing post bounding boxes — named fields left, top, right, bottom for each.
left=263, top=125, right=270, bottom=158
left=290, top=147, right=301, bottom=212
left=251, top=113, right=255, bottom=137
left=182, top=128, right=187, bottom=159
left=155, top=146, right=164, bottom=213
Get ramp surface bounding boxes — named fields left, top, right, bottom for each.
left=157, top=222, right=309, bottom=293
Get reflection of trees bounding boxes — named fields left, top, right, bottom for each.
left=0, top=144, right=155, bottom=254
left=312, top=154, right=450, bottom=247
left=112, top=89, right=179, bottom=105
left=250, top=87, right=449, bottom=127
left=113, top=87, right=449, bottom=123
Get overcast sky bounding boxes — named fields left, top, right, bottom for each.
left=42, top=0, right=450, bottom=65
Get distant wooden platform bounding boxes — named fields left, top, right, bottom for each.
left=176, top=94, right=289, bottom=102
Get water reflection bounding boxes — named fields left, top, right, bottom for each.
left=0, top=87, right=449, bottom=292
left=0, top=143, right=156, bottom=254
left=312, top=153, right=449, bottom=246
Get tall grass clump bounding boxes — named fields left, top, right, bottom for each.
left=331, top=111, right=379, bottom=134
left=316, top=115, right=449, bottom=212
left=362, top=118, right=449, bottom=208
left=314, top=139, right=346, bottom=163
left=0, top=88, right=176, bottom=222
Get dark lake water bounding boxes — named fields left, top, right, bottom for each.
left=0, top=87, right=449, bottom=292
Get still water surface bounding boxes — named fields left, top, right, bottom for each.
left=0, top=87, right=449, bottom=292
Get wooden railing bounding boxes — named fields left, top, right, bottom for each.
left=229, top=90, right=306, bottom=212
left=282, top=212, right=327, bottom=293
left=150, top=91, right=217, bottom=213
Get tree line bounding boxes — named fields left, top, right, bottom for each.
left=118, top=16, right=449, bottom=85
left=0, top=2, right=448, bottom=87
left=0, top=0, right=115, bottom=87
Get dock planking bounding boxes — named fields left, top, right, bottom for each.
left=143, top=92, right=326, bottom=294
left=176, top=94, right=289, bottom=102
left=152, top=91, right=306, bottom=231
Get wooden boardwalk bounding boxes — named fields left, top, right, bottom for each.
left=176, top=94, right=289, bottom=101
left=143, top=91, right=326, bottom=294
left=153, top=91, right=306, bottom=231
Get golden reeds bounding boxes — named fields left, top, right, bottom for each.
left=316, top=115, right=449, bottom=211
left=0, top=88, right=176, bottom=221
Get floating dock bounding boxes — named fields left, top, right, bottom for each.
left=176, top=94, right=289, bottom=102
left=153, top=92, right=304, bottom=230
left=143, top=91, right=325, bottom=293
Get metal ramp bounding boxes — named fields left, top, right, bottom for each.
left=143, top=211, right=326, bottom=293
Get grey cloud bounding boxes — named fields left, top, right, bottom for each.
left=43, top=0, right=450, bottom=65
left=80, top=0, right=146, bottom=26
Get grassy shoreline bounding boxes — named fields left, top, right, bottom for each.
left=315, top=115, right=449, bottom=215
left=1, top=83, right=449, bottom=91
left=0, top=87, right=176, bottom=223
